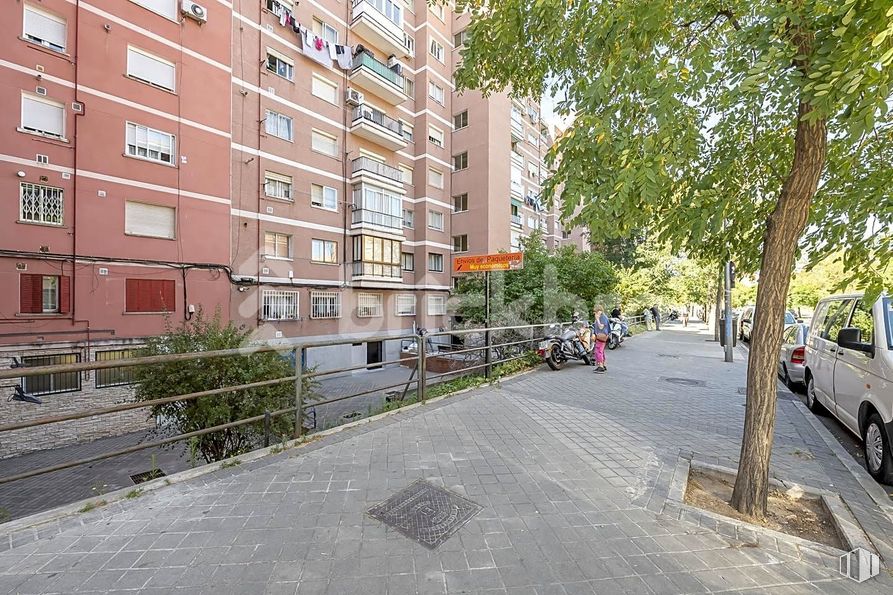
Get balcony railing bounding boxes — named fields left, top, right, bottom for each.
left=353, top=52, right=404, bottom=89
left=351, top=157, right=403, bottom=184
left=351, top=208, right=403, bottom=230
left=352, top=0, right=402, bottom=28
left=511, top=214, right=523, bottom=227
left=352, top=106, right=403, bottom=137
left=352, top=261, right=403, bottom=279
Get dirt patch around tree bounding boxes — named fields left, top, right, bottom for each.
left=684, top=469, right=844, bottom=550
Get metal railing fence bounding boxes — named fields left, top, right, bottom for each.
left=0, top=322, right=572, bottom=486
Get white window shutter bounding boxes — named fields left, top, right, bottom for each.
left=24, top=7, right=66, bottom=50
left=125, top=202, right=175, bottom=239
left=22, top=96, right=64, bottom=136
left=127, top=48, right=175, bottom=91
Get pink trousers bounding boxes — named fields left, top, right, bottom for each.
left=593, top=340, right=606, bottom=364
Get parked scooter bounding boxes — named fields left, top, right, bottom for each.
left=607, top=318, right=625, bottom=350
left=538, top=314, right=592, bottom=370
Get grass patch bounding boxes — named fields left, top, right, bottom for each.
left=78, top=500, right=108, bottom=514
left=0, top=507, right=10, bottom=524
left=220, top=459, right=242, bottom=469
left=125, top=489, right=144, bottom=500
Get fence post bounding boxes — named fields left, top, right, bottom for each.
left=417, top=338, right=427, bottom=402
left=484, top=330, right=492, bottom=379
left=294, top=346, right=305, bottom=438
left=263, top=410, right=271, bottom=448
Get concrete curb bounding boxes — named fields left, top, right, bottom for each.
left=0, top=362, right=539, bottom=550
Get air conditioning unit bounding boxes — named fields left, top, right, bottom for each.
left=387, top=55, right=399, bottom=68
left=181, top=0, right=208, bottom=23
left=345, top=88, right=364, bottom=106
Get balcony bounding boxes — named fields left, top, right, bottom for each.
left=350, top=52, right=408, bottom=105
left=510, top=150, right=524, bottom=167
left=350, top=105, right=407, bottom=150
left=351, top=156, right=404, bottom=189
left=351, top=0, right=412, bottom=58
left=352, top=261, right=403, bottom=281
left=351, top=185, right=405, bottom=238
left=511, top=214, right=523, bottom=228
left=352, top=208, right=404, bottom=231
left=511, top=117, right=524, bottom=141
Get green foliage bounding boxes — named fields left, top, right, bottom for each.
left=0, top=507, right=10, bottom=524
left=455, top=0, right=893, bottom=291
left=134, top=309, right=316, bottom=464
left=78, top=500, right=107, bottom=514
left=125, top=489, right=143, bottom=500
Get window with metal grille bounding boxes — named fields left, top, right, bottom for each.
left=264, top=172, right=292, bottom=201
left=427, top=295, right=446, bottom=316
left=20, top=182, right=63, bottom=225
left=357, top=293, right=383, bottom=318
left=396, top=294, right=416, bottom=316
left=310, top=291, right=341, bottom=319
left=95, top=349, right=137, bottom=388
left=262, top=290, right=299, bottom=320
left=126, top=122, right=175, bottom=164
left=21, top=353, right=81, bottom=396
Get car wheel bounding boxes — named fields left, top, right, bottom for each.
left=805, top=376, right=824, bottom=413
left=863, top=413, right=893, bottom=484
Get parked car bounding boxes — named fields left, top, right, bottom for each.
left=804, top=293, right=893, bottom=483
left=739, top=306, right=797, bottom=342
left=777, top=323, right=810, bottom=388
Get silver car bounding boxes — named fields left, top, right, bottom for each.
left=778, top=323, right=810, bottom=388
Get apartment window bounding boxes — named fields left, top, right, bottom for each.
left=353, top=236, right=402, bottom=276
left=528, top=162, right=538, bottom=180
left=428, top=253, right=444, bottom=272
left=310, top=291, right=341, bottom=319
left=453, top=152, right=468, bottom=170
left=127, top=47, right=176, bottom=91
left=401, top=121, right=414, bottom=142
left=562, top=229, right=571, bottom=239
left=125, top=201, right=175, bottom=239
left=311, top=129, right=338, bottom=156
left=399, top=165, right=413, bottom=184
left=428, top=168, right=443, bottom=189
left=452, top=234, right=468, bottom=253
left=396, top=295, right=416, bottom=316
left=21, top=353, right=81, bottom=396
left=20, top=274, right=68, bottom=314
left=527, top=216, right=535, bottom=228
left=527, top=131, right=538, bottom=145
left=453, top=110, right=468, bottom=129
left=430, top=2, right=445, bottom=20
left=428, top=125, right=444, bottom=148
left=428, top=295, right=446, bottom=316
left=125, top=122, right=175, bottom=164
left=125, top=279, right=176, bottom=313
left=452, top=193, right=468, bottom=213
left=402, top=208, right=414, bottom=229
left=264, top=232, right=291, bottom=259
left=133, top=0, right=177, bottom=19
left=401, top=252, right=414, bottom=271
left=23, top=5, right=66, bottom=52
left=311, top=183, right=338, bottom=210
left=404, top=77, right=414, bottom=99
left=429, top=38, right=444, bottom=63
left=264, top=172, right=293, bottom=201
left=265, top=0, right=294, bottom=11
left=311, top=239, right=338, bottom=264
left=311, top=74, right=338, bottom=104
left=266, top=48, right=294, bottom=81
left=265, top=109, right=293, bottom=141
left=312, top=18, right=338, bottom=44
left=262, top=289, right=299, bottom=320
left=20, top=182, right=63, bottom=225
left=21, top=94, right=64, bottom=139
left=95, top=350, right=137, bottom=388
left=428, top=81, right=444, bottom=104
left=427, top=210, right=444, bottom=231
left=453, top=30, right=468, bottom=47
left=357, top=293, right=383, bottom=318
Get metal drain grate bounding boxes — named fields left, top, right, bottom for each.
left=130, top=469, right=165, bottom=484
left=368, top=479, right=482, bottom=549
left=663, top=377, right=706, bottom=387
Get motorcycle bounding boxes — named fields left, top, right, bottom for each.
left=538, top=314, right=592, bottom=370
left=607, top=318, right=625, bottom=350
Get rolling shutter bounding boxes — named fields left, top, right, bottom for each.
left=125, top=201, right=175, bottom=239
left=24, top=6, right=67, bottom=50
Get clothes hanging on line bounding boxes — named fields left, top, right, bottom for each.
left=334, top=45, right=354, bottom=70
left=301, top=27, right=333, bottom=68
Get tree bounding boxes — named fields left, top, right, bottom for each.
left=134, top=310, right=313, bottom=463
left=456, top=0, right=893, bottom=516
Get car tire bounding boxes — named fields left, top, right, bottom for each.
left=805, top=376, right=824, bottom=414
left=863, top=413, right=893, bottom=484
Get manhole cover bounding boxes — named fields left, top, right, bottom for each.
left=368, top=479, right=482, bottom=549
left=130, top=469, right=165, bottom=484
left=663, top=377, right=706, bottom=387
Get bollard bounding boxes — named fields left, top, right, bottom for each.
left=418, top=340, right=427, bottom=402
left=294, top=346, right=305, bottom=438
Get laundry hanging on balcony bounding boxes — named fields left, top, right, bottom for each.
left=334, top=45, right=354, bottom=70
left=268, top=3, right=357, bottom=73
left=300, top=27, right=333, bottom=68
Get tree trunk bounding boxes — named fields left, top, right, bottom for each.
left=731, top=95, right=827, bottom=517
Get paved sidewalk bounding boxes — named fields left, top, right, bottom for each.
left=2, top=323, right=892, bottom=594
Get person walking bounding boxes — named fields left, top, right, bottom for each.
left=651, top=304, right=661, bottom=331
left=643, top=307, right=653, bottom=330
left=682, top=306, right=689, bottom=327
left=592, top=305, right=610, bottom=374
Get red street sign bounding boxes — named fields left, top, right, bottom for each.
left=453, top=252, right=524, bottom=273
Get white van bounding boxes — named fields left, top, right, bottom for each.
left=804, top=293, right=893, bottom=482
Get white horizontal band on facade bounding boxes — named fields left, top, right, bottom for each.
left=0, top=60, right=231, bottom=139
left=0, top=153, right=74, bottom=175
left=65, top=0, right=231, bottom=74
left=396, top=151, right=454, bottom=171
left=231, top=209, right=345, bottom=234
left=397, top=105, right=454, bottom=131
left=409, top=19, right=454, bottom=51
left=232, top=143, right=347, bottom=183
left=402, top=240, right=453, bottom=250
left=240, top=274, right=451, bottom=292
left=403, top=196, right=452, bottom=210
left=403, top=64, right=454, bottom=92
